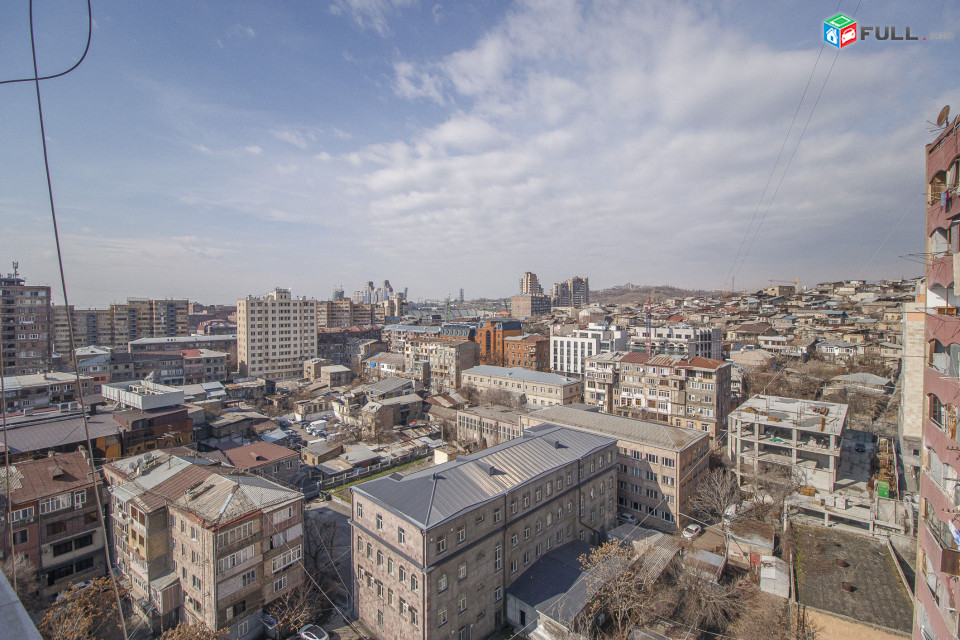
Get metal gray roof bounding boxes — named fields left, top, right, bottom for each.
left=353, top=424, right=614, bottom=529
left=527, top=406, right=707, bottom=452
left=463, top=365, right=580, bottom=386
left=173, top=473, right=299, bottom=526
left=1, top=413, right=120, bottom=454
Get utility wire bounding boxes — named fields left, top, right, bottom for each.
left=22, top=1, right=128, bottom=637
left=0, top=0, right=92, bottom=86
left=1, top=343, right=15, bottom=594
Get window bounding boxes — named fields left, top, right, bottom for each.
left=438, top=609, right=448, bottom=627
left=438, top=574, right=448, bottom=593
left=376, top=580, right=383, bottom=598
left=411, top=574, right=418, bottom=592
left=436, top=535, right=447, bottom=554
left=535, top=488, right=542, bottom=502
left=377, top=550, right=383, bottom=566
left=523, top=551, right=530, bottom=565
left=494, top=544, right=502, bottom=572
left=511, top=559, right=518, bottom=574
left=376, top=514, right=383, bottom=530
left=399, top=566, right=406, bottom=583
left=217, top=521, right=255, bottom=548
left=524, top=526, right=531, bottom=540
left=366, top=543, right=372, bottom=559
left=356, top=502, right=363, bottom=518
left=190, top=526, right=198, bottom=541
left=388, top=588, right=394, bottom=606
left=493, top=508, right=502, bottom=523
left=511, top=533, right=518, bottom=548
left=218, top=544, right=256, bottom=574
left=47, top=521, right=67, bottom=536
left=475, top=513, right=485, bottom=525
left=398, top=528, right=405, bottom=544
left=39, top=493, right=71, bottom=514
left=458, top=596, right=467, bottom=613
left=271, top=544, right=302, bottom=573
left=377, top=610, right=383, bottom=627
left=523, top=494, right=530, bottom=508
left=357, top=535, right=363, bottom=552
left=13, top=529, right=27, bottom=545
left=494, top=586, right=503, bottom=601
left=241, top=569, right=256, bottom=587
left=510, top=500, right=518, bottom=514
left=192, top=575, right=202, bottom=590
left=387, top=558, right=394, bottom=574
left=237, top=621, right=249, bottom=636
left=73, top=490, right=86, bottom=508
left=411, top=608, right=419, bottom=627
left=9, top=507, right=33, bottom=523
left=458, top=563, right=467, bottom=580
left=457, top=525, right=466, bottom=543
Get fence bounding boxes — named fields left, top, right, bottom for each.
left=316, top=446, right=431, bottom=490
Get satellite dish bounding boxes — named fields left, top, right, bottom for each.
left=143, top=452, right=153, bottom=461
left=128, top=462, right=136, bottom=470
left=937, top=105, right=951, bottom=127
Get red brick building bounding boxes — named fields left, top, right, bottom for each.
left=503, top=334, right=550, bottom=371
left=475, top=319, right=522, bottom=365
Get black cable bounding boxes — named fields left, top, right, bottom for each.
left=0, top=0, right=92, bottom=86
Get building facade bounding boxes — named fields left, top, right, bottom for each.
left=550, top=276, right=589, bottom=308
left=509, top=294, right=551, bottom=319
left=475, top=319, right=523, bottom=365
left=0, top=267, right=52, bottom=375
left=237, top=288, right=317, bottom=379
left=503, top=334, right=550, bottom=372
left=628, top=324, right=722, bottom=360
left=461, top=365, right=583, bottom=407
left=456, top=405, right=524, bottom=447
left=403, top=337, right=479, bottom=394
left=916, top=112, right=960, bottom=640
left=53, top=298, right=188, bottom=353
left=550, top=324, right=628, bottom=378
left=350, top=424, right=618, bottom=640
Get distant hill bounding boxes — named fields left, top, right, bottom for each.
left=590, top=283, right=716, bottom=306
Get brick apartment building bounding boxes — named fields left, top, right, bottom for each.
left=503, top=334, right=550, bottom=372
left=403, top=337, right=479, bottom=394
left=350, top=424, right=618, bottom=640
left=0, top=267, right=52, bottom=375
left=53, top=298, right=188, bottom=353
left=0, top=451, right=106, bottom=597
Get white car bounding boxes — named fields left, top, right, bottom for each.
left=298, top=624, right=330, bottom=640
left=682, top=524, right=702, bottom=540
left=617, top=512, right=638, bottom=525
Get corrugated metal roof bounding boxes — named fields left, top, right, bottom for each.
left=463, top=365, right=579, bottom=386
left=173, top=473, right=299, bottom=526
left=354, top=425, right=614, bottom=529
left=1, top=413, right=120, bottom=454
left=526, top=406, right=707, bottom=452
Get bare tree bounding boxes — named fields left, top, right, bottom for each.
left=302, top=511, right=343, bottom=594
left=745, top=465, right=805, bottom=528
left=457, top=383, right=481, bottom=405
left=39, top=576, right=128, bottom=640
left=1, top=554, right=41, bottom=614
left=481, top=388, right=513, bottom=407
left=265, top=584, right=322, bottom=639
left=674, top=569, right=757, bottom=632
left=690, top=468, right=741, bottom=523
left=158, top=622, right=228, bottom=640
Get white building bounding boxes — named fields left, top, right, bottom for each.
left=550, top=323, right=628, bottom=377
left=237, top=288, right=317, bottom=379
left=629, top=324, right=722, bottom=360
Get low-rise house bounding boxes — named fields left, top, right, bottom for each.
left=456, top=405, right=524, bottom=447
left=221, top=441, right=301, bottom=485
left=824, top=372, right=894, bottom=396
left=725, top=519, right=775, bottom=569
left=462, top=365, right=583, bottom=406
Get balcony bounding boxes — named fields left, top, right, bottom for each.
left=923, top=518, right=960, bottom=576
left=930, top=255, right=955, bottom=289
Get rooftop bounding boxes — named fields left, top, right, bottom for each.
left=172, top=472, right=300, bottom=526
left=463, top=365, right=581, bottom=386
left=0, top=411, right=120, bottom=455
left=0, top=451, right=96, bottom=504
left=352, top=424, right=614, bottom=529
left=730, top=395, right=848, bottom=436
left=527, top=405, right=707, bottom=452
left=221, top=441, right=299, bottom=469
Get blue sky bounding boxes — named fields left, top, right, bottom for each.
left=2, top=0, right=958, bottom=307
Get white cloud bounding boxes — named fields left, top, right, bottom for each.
left=227, top=24, right=256, bottom=38
left=245, top=145, right=263, bottom=154
left=270, top=128, right=313, bottom=149
left=329, top=0, right=418, bottom=36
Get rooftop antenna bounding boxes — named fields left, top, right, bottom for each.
left=928, top=105, right=951, bottom=132
left=11, top=261, right=18, bottom=278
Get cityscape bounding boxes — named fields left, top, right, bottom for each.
left=1, top=2, right=959, bottom=640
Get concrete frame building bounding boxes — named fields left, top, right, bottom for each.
left=462, top=365, right=583, bottom=407
left=53, top=298, right=188, bottom=353
left=350, top=424, right=618, bottom=640
left=237, top=288, right=317, bottom=379
left=403, top=337, right=479, bottom=395
left=0, top=267, right=52, bottom=375
left=550, top=276, right=589, bottom=308
left=727, top=395, right=848, bottom=493
left=510, top=294, right=551, bottom=319
left=916, top=110, right=960, bottom=640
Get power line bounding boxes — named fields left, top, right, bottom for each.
left=0, top=0, right=92, bottom=87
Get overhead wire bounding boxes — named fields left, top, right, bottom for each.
left=1, top=344, right=15, bottom=594
left=13, top=1, right=129, bottom=637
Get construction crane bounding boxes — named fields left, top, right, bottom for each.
left=768, top=278, right=800, bottom=289
left=645, top=297, right=652, bottom=355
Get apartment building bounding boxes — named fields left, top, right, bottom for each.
left=550, top=324, right=628, bottom=377
left=0, top=267, right=52, bottom=375
left=77, top=351, right=186, bottom=386
left=53, top=298, right=188, bottom=353
left=0, top=451, right=106, bottom=597
left=0, top=372, right=93, bottom=414
left=520, top=272, right=544, bottom=296
left=503, top=334, right=550, bottom=372
left=520, top=406, right=710, bottom=533
left=316, top=299, right=376, bottom=328
left=916, top=110, right=960, bottom=640
left=403, top=337, right=479, bottom=394
left=456, top=405, right=524, bottom=446
left=102, top=381, right=193, bottom=454
left=584, top=352, right=732, bottom=445
left=350, top=424, right=618, bottom=640
left=237, top=288, right=317, bottom=379
left=727, top=395, right=848, bottom=493
left=220, top=441, right=301, bottom=485
left=509, top=294, right=551, bottom=319
left=169, top=473, right=305, bottom=640
left=181, top=349, right=229, bottom=384
left=550, top=276, right=589, bottom=308
left=129, top=335, right=238, bottom=372
left=461, top=365, right=583, bottom=406
left=628, top=324, right=722, bottom=360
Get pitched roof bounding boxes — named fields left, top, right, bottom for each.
left=0, top=451, right=96, bottom=505
left=353, top=424, right=614, bottom=529
left=526, top=406, right=707, bottom=452
left=221, top=441, right=299, bottom=470
left=172, top=473, right=300, bottom=527
left=463, top=365, right=580, bottom=386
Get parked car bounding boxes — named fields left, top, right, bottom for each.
left=617, top=512, right=638, bottom=525
left=299, top=624, right=330, bottom=640
left=855, top=442, right=866, bottom=453
left=682, top=524, right=702, bottom=540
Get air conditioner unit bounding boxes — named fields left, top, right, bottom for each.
left=22, top=407, right=33, bottom=416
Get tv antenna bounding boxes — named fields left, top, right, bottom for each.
left=928, top=105, right=950, bottom=132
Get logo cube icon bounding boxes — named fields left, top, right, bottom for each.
left=824, top=14, right=857, bottom=48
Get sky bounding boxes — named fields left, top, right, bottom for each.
left=2, top=0, right=959, bottom=307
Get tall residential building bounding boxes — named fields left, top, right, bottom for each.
left=520, top=271, right=544, bottom=296
left=0, top=266, right=52, bottom=375
left=403, top=337, right=479, bottom=394
left=52, top=298, right=188, bottom=353
left=550, top=324, right=628, bottom=377
left=0, top=451, right=106, bottom=598
left=916, top=112, right=960, bottom=640
left=236, top=288, right=317, bottom=379
left=550, top=276, right=589, bottom=308
left=316, top=299, right=376, bottom=328
left=350, top=424, right=618, bottom=640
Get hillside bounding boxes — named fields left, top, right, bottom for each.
left=590, top=283, right=716, bottom=306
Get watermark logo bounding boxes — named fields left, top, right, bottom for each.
left=824, top=13, right=857, bottom=49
